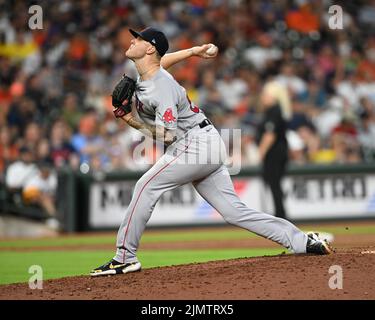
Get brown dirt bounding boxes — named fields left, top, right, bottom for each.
left=1, top=221, right=375, bottom=300
left=1, top=247, right=375, bottom=300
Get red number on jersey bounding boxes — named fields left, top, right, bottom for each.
left=186, top=94, right=200, bottom=113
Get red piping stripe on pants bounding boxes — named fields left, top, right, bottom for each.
left=121, top=140, right=192, bottom=263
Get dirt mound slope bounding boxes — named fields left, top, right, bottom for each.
left=1, top=247, right=374, bottom=300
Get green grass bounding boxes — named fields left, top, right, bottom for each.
left=0, top=248, right=284, bottom=285
left=0, top=224, right=374, bottom=249
left=0, top=222, right=374, bottom=286
left=0, top=235, right=116, bottom=248
left=0, top=230, right=258, bottom=248
left=0, top=228, right=264, bottom=248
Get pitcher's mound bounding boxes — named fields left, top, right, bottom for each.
left=1, top=247, right=375, bottom=300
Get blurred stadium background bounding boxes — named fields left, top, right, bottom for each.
left=1, top=0, right=375, bottom=237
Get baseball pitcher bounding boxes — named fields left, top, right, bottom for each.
left=90, top=27, right=333, bottom=277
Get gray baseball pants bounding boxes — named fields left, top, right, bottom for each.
left=114, top=125, right=308, bottom=264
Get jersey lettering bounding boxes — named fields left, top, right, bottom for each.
left=135, top=96, right=144, bottom=112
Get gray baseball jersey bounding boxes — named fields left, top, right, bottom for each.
left=134, top=67, right=206, bottom=138
left=114, top=67, right=308, bottom=265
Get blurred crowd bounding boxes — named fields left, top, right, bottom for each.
left=1, top=0, right=375, bottom=214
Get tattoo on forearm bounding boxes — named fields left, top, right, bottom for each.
left=126, top=117, right=156, bottom=135
left=125, top=116, right=176, bottom=146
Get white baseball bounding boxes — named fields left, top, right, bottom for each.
left=206, top=44, right=218, bottom=56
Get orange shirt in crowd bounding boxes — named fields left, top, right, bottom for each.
left=32, top=30, right=47, bottom=47
left=68, top=35, right=89, bottom=60
left=286, top=6, right=319, bottom=33
left=0, top=88, right=12, bottom=106
left=357, top=60, right=375, bottom=81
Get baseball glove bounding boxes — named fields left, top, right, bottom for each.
left=112, top=74, right=136, bottom=118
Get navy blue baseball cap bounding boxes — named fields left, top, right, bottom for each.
left=129, top=27, right=169, bottom=57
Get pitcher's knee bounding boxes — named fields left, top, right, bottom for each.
left=134, top=173, right=155, bottom=193
left=134, top=176, right=163, bottom=203
left=133, top=179, right=144, bottom=195
left=134, top=173, right=151, bottom=190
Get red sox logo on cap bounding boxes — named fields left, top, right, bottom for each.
left=162, top=108, right=176, bottom=124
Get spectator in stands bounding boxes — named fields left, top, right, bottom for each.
left=240, top=127, right=260, bottom=166
left=197, top=68, right=225, bottom=119
left=217, top=69, right=248, bottom=111
left=71, top=111, right=108, bottom=169
left=286, top=129, right=306, bottom=165
left=0, top=0, right=374, bottom=176
left=357, top=38, right=375, bottom=84
left=297, top=79, right=327, bottom=109
left=61, top=93, right=83, bottom=131
left=285, top=2, right=320, bottom=34
left=335, top=72, right=363, bottom=112
left=331, top=113, right=361, bottom=163
left=50, top=120, right=76, bottom=168
left=275, top=63, right=307, bottom=97
left=36, top=138, right=51, bottom=163
left=0, top=125, right=19, bottom=178
left=5, top=146, right=38, bottom=205
left=23, top=122, right=42, bottom=152
left=7, top=97, right=39, bottom=136
left=25, top=74, right=45, bottom=113
left=242, top=32, right=283, bottom=72
left=22, top=160, right=59, bottom=229
left=296, top=125, right=328, bottom=164
left=152, top=5, right=180, bottom=39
